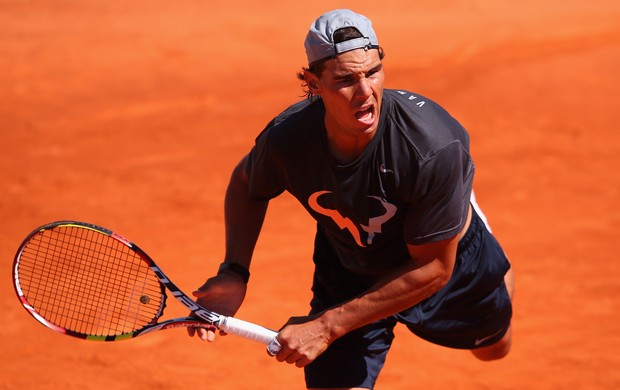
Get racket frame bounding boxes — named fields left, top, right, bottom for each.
left=13, top=221, right=281, bottom=353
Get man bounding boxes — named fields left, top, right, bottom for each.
left=189, top=9, right=514, bottom=389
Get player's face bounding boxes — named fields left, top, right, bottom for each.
left=308, top=49, right=385, bottom=140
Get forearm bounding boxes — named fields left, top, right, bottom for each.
left=223, top=156, right=269, bottom=269
left=320, top=245, right=455, bottom=340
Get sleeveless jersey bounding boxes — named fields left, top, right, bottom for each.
left=246, top=89, right=474, bottom=276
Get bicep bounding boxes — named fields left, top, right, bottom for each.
left=406, top=236, right=459, bottom=286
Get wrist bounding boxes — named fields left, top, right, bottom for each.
left=319, top=307, right=348, bottom=341
left=217, top=261, right=250, bottom=283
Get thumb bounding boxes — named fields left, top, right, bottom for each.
left=192, top=278, right=214, bottom=297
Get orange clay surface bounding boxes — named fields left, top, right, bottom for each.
left=1, top=1, right=620, bottom=389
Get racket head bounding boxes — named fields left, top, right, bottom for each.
left=13, top=221, right=167, bottom=341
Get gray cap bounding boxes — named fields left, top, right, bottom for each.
left=304, top=9, right=380, bottom=66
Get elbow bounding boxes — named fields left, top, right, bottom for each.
left=427, top=261, right=454, bottom=295
left=437, top=268, right=452, bottom=290
left=429, top=271, right=450, bottom=296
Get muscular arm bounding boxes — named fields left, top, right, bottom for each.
left=275, top=234, right=459, bottom=366
left=323, top=238, right=457, bottom=338
left=189, top=154, right=268, bottom=340
left=223, top=154, right=269, bottom=270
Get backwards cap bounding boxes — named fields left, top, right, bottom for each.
left=304, top=9, right=379, bottom=66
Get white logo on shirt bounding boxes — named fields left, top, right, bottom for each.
left=379, top=163, right=393, bottom=173
left=474, top=327, right=505, bottom=347
left=308, top=191, right=398, bottom=247
left=396, top=90, right=426, bottom=107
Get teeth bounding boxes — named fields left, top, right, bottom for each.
left=356, top=107, right=373, bottom=120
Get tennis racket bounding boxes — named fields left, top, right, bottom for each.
left=12, top=221, right=281, bottom=355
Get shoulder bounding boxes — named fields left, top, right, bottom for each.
left=252, top=98, right=324, bottom=162
left=382, top=89, right=470, bottom=160
left=383, top=89, right=460, bottom=127
left=264, top=98, right=323, bottom=135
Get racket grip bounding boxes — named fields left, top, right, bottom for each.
left=219, top=316, right=281, bottom=354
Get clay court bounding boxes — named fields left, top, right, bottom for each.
left=1, top=1, right=619, bottom=388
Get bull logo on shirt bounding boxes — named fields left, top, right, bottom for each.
left=308, top=191, right=397, bottom=247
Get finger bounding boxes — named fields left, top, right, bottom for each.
left=295, top=357, right=312, bottom=368
left=195, top=327, right=216, bottom=342
left=285, top=353, right=300, bottom=365
left=196, top=327, right=207, bottom=341
left=274, top=346, right=293, bottom=363
left=187, top=327, right=196, bottom=337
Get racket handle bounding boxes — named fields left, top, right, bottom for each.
left=219, top=316, right=281, bottom=354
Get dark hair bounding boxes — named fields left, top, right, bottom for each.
left=297, top=27, right=385, bottom=99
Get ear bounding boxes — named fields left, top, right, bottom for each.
left=304, top=70, right=321, bottom=94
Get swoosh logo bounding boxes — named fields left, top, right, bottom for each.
left=379, top=163, right=393, bottom=173
left=474, top=327, right=505, bottom=347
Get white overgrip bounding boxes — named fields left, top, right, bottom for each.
left=219, top=316, right=279, bottom=348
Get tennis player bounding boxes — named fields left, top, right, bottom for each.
left=189, top=9, right=514, bottom=389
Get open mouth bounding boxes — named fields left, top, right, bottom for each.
left=355, top=105, right=375, bottom=124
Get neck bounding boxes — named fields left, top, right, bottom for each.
left=325, top=127, right=375, bottom=164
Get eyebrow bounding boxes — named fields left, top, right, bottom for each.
left=333, top=63, right=383, bottom=81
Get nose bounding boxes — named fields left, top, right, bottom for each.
left=354, top=78, right=373, bottom=100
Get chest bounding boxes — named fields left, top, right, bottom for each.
left=284, top=145, right=410, bottom=248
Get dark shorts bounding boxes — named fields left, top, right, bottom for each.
left=305, top=209, right=513, bottom=389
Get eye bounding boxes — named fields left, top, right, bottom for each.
left=366, top=65, right=383, bottom=78
left=367, top=69, right=380, bottom=78
left=337, top=76, right=353, bottom=85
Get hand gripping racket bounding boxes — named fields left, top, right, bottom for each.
left=12, top=221, right=281, bottom=355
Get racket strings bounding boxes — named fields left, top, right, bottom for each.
left=17, top=226, right=164, bottom=337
